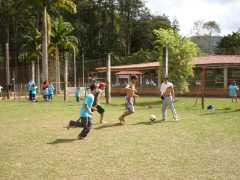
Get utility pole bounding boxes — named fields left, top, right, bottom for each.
left=163, top=47, right=168, bottom=78
left=201, top=66, right=206, bottom=110
left=106, top=53, right=111, bottom=104
left=82, top=50, right=85, bottom=86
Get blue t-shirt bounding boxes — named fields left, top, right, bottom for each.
left=75, top=89, right=80, bottom=97
left=27, top=81, right=34, bottom=91
left=44, top=88, right=49, bottom=96
left=31, top=86, right=37, bottom=95
left=48, top=84, right=55, bottom=95
left=229, top=85, right=238, bottom=96
left=80, top=94, right=94, bottom=118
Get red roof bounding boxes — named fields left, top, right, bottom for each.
left=194, top=55, right=240, bottom=66
left=96, top=62, right=160, bottom=72
left=115, top=71, right=143, bottom=75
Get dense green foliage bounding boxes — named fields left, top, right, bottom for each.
left=216, top=32, right=240, bottom=55
left=154, top=28, right=199, bottom=92
left=0, top=0, right=171, bottom=62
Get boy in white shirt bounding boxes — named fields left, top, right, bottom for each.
left=160, top=77, right=177, bottom=121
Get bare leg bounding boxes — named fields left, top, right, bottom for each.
left=100, top=113, right=104, bottom=124
left=119, top=111, right=134, bottom=123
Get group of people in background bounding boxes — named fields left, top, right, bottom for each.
left=228, top=81, right=239, bottom=103
left=27, top=80, right=55, bottom=102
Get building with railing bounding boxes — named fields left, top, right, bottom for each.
left=96, top=55, right=240, bottom=97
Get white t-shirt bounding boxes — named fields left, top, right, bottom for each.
left=160, top=82, right=173, bottom=95
left=0, top=85, right=2, bottom=93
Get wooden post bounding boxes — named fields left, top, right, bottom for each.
left=106, top=53, right=111, bottom=104
left=163, top=47, right=168, bottom=78
left=224, top=67, right=228, bottom=89
left=64, top=53, right=68, bottom=102
left=201, top=66, right=206, bottom=110
left=5, top=43, right=10, bottom=99
left=73, top=46, right=77, bottom=87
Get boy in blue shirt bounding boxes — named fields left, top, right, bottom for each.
left=66, top=84, right=97, bottom=139
left=48, top=83, right=55, bottom=101
left=78, top=84, right=97, bottom=139
left=30, top=83, right=38, bottom=102
left=228, top=81, right=239, bottom=103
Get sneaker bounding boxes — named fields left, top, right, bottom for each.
left=78, top=135, right=85, bottom=140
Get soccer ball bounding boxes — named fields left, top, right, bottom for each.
left=149, top=114, right=156, bottom=122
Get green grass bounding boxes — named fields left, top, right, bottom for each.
left=0, top=97, right=240, bottom=180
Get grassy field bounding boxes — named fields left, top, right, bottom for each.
left=0, top=96, right=240, bottom=180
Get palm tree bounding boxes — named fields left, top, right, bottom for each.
left=21, top=27, right=41, bottom=85
left=27, top=0, right=76, bottom=82
left=51, top=17, right=78, bottom=100
left=203, top=21, right=221, bottom=53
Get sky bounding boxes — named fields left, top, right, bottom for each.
left=145, top=0, right=240, bottom=36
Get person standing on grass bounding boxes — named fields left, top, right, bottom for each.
left=27, top=80, right=34, bottom=101
left=48, top=83, right=55, bottom=101
left=43, top=86, right=49, bottom=102
left=78, top=84, right=97, bottom=139
left=30, top=83, right=38, bottom=102
left=160, top=77, right=177, bottom=121
left=75, top=87, right=81, bottom=102
left=119, top=75, right=139, bottom=124
left=92, top=82, right=106, bottom=124
left=228, top=81, right=239, bottom=103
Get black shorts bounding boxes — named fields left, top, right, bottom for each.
left=92, top=105, right=105, bottom=114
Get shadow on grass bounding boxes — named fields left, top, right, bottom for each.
left=132, top=120, right=166, bottom=126
left=48, top=138, right=78, bottom=145
left=200, top=108, right=240, bottom=116
left=94, top=123, right=123, bottom=130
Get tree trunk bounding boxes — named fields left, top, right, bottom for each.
left=5, top=43, right=10, bottom=85
left=73, top=46, right=76, bottom=87
left=106, top=53, right=111, bottom=104
left=64, top=53, right=68, bottom=102
left=31, top=61, right=35, bottom=82
left=42, top=5, right=48, bottom=82
left=37, top=56, right=40, bottom=87
left=55, top=48, right=61, bottom=93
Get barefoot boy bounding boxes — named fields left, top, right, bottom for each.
left=92, top=82, right=106, bottom=124
left=119, top=75, right=138, bottom=124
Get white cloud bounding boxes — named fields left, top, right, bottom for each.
left=145, top=0, right=240, bottom=36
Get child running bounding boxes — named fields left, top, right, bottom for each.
left=78, top=84, right=97, bottom=139
left=119, top=75, right=138, bottom=124
left=92, top=82, right=106, bottom=124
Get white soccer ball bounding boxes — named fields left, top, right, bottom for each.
left=149, top=114, right=156, bottom=122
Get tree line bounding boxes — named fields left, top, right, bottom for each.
left=0, top=0, right=174, bottom=87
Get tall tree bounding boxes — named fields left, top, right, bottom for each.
left=154, top=28, right=199, bottom=92
left=21, top=27, right=41, bottom=83
left=51, top=17, right=78, bottom=99
left=27, top=0, right=77, bottom=82
left=216, top=32, right=240, bottom=55
left=203, top=21, right=221, bottom=52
